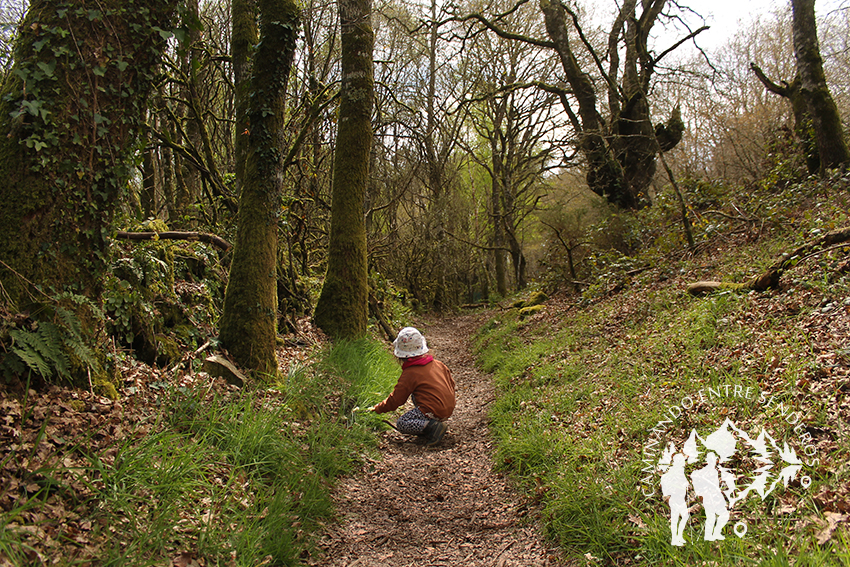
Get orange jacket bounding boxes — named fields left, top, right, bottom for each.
left=373, top=358, right=456, bottom=420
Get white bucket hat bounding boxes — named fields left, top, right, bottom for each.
left=393, top=327, right=429, bottom=358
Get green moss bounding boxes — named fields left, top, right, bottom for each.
left=93, top=375, right=119, bottom=400
left=526, top=290, right=549, bottom=306
left=512, top=291, right=549, bottom=310
left=155, top=334, right=181, bottom=367
left=519, top=304, right=545, bottom=319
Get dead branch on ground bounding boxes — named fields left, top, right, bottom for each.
left=687, top=226, right=850, bottom=295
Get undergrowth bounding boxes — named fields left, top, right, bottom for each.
left=476, top=178, right=850, bottom=566
left=0, top=338, right=398, bottom=566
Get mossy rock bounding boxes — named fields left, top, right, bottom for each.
left=525, top=290, right=549, bottom=306
left=511, top=291, right=548, bottom=310
left=155, top=333, right=182, bottom=367
left=93, top=375, right=119, bottom=400
left=519, top=304, right=545, bottom=319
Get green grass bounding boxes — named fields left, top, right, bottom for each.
left=475, top=240, right=850, bottom=565
left=0, top=338, right=401, bottom=566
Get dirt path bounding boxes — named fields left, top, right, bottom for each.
left=310, top=315, right=561, bottom=567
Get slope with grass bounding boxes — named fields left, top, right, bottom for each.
left=475, top=216, right=850, bottom=564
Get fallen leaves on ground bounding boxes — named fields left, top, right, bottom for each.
left=0, top=318, right=324, bottom=565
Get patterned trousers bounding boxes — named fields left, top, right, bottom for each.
left=395, top=407, right=432, bottom=435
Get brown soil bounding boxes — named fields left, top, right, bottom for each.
left=309, top=314, right=564, bottom=567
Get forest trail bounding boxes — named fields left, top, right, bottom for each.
left=309, top=314, right=562, bottom=567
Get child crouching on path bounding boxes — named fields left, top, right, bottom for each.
left=370, top=327, right=456, bottom=446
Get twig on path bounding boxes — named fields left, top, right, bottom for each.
left=495, top=540, right=515, bottom=567
left=169, top=339, right=213, bottom=375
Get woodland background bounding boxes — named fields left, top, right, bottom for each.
left=0, top=0, right=849, bottom=565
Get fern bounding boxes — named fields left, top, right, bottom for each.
left=9, top=328, right=55, bottom=378
left=36, top=322, right=72, bottom=376
left=2, top=308, right=101, bottom=382
left=56, top=305, right=84, bottom=336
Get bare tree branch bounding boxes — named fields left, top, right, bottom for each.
left=453, top=12, right=554, bottom=49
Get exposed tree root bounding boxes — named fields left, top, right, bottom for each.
left=688, top=226, right=850, bottom=295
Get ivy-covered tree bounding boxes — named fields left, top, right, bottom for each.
left=0, top=0, right=176, bottom=308
left=218, top=0, right=300, bottom=376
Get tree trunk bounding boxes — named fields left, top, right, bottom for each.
left=750, top=65, right=820, bottom=175
left=313, top=0, right=373, bottom=339
left=218, top=0, right=300, bottom=376
left=539, top=0, right=681, bottom=209
left=141, top=131, right=158, bottom=218
left=791, top=0, right=850, bottom=172
left=491, top=174, right=508, bottom=297
left=0, top=0, right=176, bottom=309
left=539, top=0, right=629, bottom=208
left=232, top=0, right=257, bottom=199
left=177, top=0, right=203, bottom=228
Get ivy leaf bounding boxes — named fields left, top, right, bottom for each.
left=116, top=60, right=129, bottom=72
left=33, top=38, right=50, bottom=52
left=152, top=27, right=173, bottom=40
left=37, top=60, right=56, bottom=77
left=25, top=136, right=47, bottom=151
left=22, top=100, right=42, bottom=116
left=92, top=66, right=107, bottom=77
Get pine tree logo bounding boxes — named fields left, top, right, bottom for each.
left=656, top=418, right=809, bottom=545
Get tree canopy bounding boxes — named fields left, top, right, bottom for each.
left=0, top=0, right=848, bottom=373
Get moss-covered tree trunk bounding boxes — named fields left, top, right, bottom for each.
left=231, top=0, right=257, bottom=199
left=0, top=0, right=175, bottom=309
left=313, top=0, right=374, bottom=339
left=218, top=0, right=300, bottom=377
left=791, top=0, right=850, bottom=173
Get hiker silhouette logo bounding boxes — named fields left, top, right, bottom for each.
left=656, top=418, right=809, bottom=545
left=639, top=386, right=818, bottom=546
